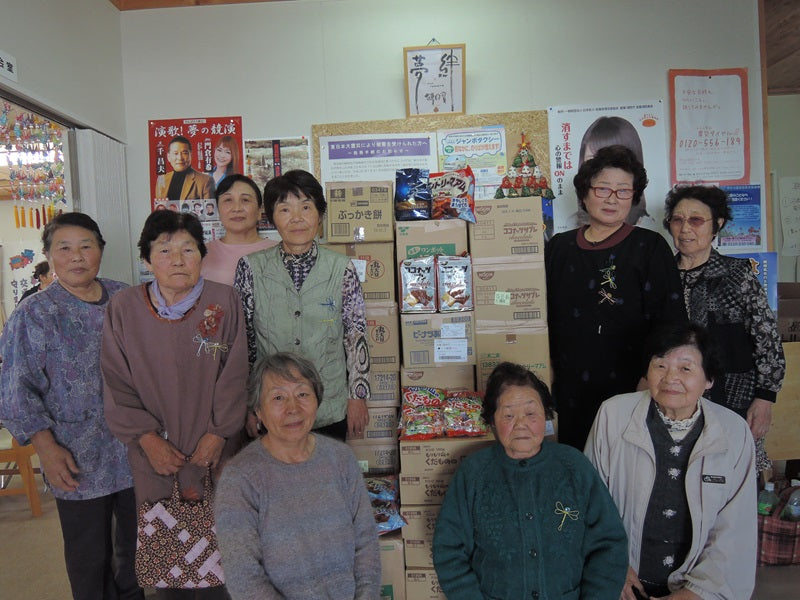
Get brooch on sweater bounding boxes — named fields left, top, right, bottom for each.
left=554, top=501, right=580, bottom=531
left=199, top=304, right=224, bottom=337
left=598, top=259, right=620, bottom=306
left=194, top=334, right=229, bottom=359
left=194, top=305, right=229, bottom=359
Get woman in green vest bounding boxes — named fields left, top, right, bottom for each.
left=234, top=169, right=370, bottom=441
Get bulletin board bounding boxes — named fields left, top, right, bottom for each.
left=311, top=110, right=551, bottom=185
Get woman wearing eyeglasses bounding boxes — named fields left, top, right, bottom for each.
left=664, top=185, right=784, bottom=472
left=546, top=145, right=686, bottom=450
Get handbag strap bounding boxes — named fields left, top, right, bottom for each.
left=168, top=466, right=214, bottom=502
left=202, top=466, right=214, bottom=504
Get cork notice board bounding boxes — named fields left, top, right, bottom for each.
left=311, top=110, right=551, bottom=184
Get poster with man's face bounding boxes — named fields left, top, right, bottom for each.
left=148, top=116, right=243, bottom=211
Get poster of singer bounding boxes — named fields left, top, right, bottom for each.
left=148, top=116, right=243, bottom=211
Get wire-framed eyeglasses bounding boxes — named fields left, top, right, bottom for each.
left=667, top=215, right=713, bottom=228
left=589, top=186, right=635, bottom=200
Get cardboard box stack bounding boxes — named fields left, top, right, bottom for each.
left=322, top=176, right=552, bottom=598
left=469, top=197, right=550, bottom=391
left=325, top=181, right=401, bottom=477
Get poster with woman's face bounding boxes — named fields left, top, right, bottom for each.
left=547, top=101, right=668, bottom=242
left=148, top=116, right=243, bottom=211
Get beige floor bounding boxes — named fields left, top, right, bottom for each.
left=1, top=471, right=799, bottom=599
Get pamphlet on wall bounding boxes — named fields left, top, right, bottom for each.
left=319, top=133, right=438, bottom=187
left=436, top=126, right=507, bottom=200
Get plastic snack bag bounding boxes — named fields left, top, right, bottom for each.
left=436, top=255, right=473, bottom=311
left=443, top=391, right=487, bottom=437
left=365, top=476, right=406, bottom=535
left=400, top=255, right=436, bottom=313
left=399, top=386, right=446, bottom=440
left=428, top=166, right=476, bottom=223
left=395, top=168, right=432, bottom=221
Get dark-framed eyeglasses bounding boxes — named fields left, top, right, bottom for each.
left=589, top=186, right=635, bottom=200
left=667, top=215, right=713, bottom=228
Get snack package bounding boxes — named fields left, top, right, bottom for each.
left=365, top=476, right=406, bottom=535
left=394, top=168, right=432, bottom=221
left=436, top=255, right=473, bottom=311
left=366, top=477, right=399, bottom=502
left=399, top=386, right=446, bottom=440
left=400, top=255, right=436, bottom=313
left=443, top=391, right=487, bottom=437
left=428, top=166, right=476, bottom=223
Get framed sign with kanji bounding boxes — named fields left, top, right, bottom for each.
left=404, top=44, right=465, bottom=118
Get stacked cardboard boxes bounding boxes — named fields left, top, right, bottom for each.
left=325, top=182, right=401, bottom=476
left=469, top=197, right=550, bottom=391
left=396, top=218, right=477, bottom=392
left=325, top=182, right=553, bottom=598
left=379, top=532, right=406, bottom=600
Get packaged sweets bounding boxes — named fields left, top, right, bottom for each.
left=400, top=255, right=436, bottom=313
left=399, top=386, right=446, bottom=440
left=428, top=166, right=476, bottom=223
left=443, top=391, right=487, bottom=437
left=436, top=255, right=473, bottom=311
left=365, top=476, right=406, bottom=535
left=394, top=168, right=432, bottom=221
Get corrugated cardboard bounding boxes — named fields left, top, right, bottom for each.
left=400, top=312, right=475, bottom=368
left=472, top=259, right=547, bottom=327
left=400, top=435, right=495, bottom=476
left=326, top=242, right=395, bottom=302
left=369, top=371, right=400, bottom=407
left=778, top=283, right=800, bottom=342
left=475, top=325, right=550, bottom=391
left=404, top=568, right=445, bottom=600
left=367, top=302, right=401, bottom=372
left=347, top=441, right=399, bottom=475
left=379, top=532, right=406, bottom=600
left=468, top=197, right=544, bottom=261
left=326, top=181, right=394, bottom=242
left=400, top=365, right=475, bottom=392
left=395, top=219, right=467, bottom=260
left=346, top=407, right=398, bottom=444
left=398, top=472, right=453, bottom=505
left=400, top=505, right=441, bottom=568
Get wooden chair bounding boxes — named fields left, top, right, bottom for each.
left=0, top=437, right=43, bottom=517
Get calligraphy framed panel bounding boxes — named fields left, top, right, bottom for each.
left=404, top=44, right=465, bottom=118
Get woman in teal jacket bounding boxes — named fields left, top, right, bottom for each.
left=433, top=362, right=628, bottom=599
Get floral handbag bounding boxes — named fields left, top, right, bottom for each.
left=135, top=469, right=225, bottom=588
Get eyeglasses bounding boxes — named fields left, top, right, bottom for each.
left=589, top=186, right=635, bottom=200
left=667, top=215, right=713, bottom=228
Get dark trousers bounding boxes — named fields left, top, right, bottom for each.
left=55, top=487, right=143, bottom=600
left=154, top=588, right=231, bottom=599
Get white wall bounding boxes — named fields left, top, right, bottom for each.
left=0, top=0, right=127, bottom=140
left=768, top=94, right=800, bottom=281
left=120, top=0, right=765, bottom=272
left=2, top=0, right=765, bottom=278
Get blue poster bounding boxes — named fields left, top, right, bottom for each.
left=718, top=185, right=762, bottom=249
left=728, top=251, right=777, bottom=312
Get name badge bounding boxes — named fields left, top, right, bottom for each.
left=702, top=474, right=726, bottom=484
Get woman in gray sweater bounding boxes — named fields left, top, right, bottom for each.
left=214, top=352, right=380, bottom=599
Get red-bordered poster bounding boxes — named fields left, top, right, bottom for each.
left=669, top=68, right=749, bottom=186
left=148, top=116, right=243, bottom=211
